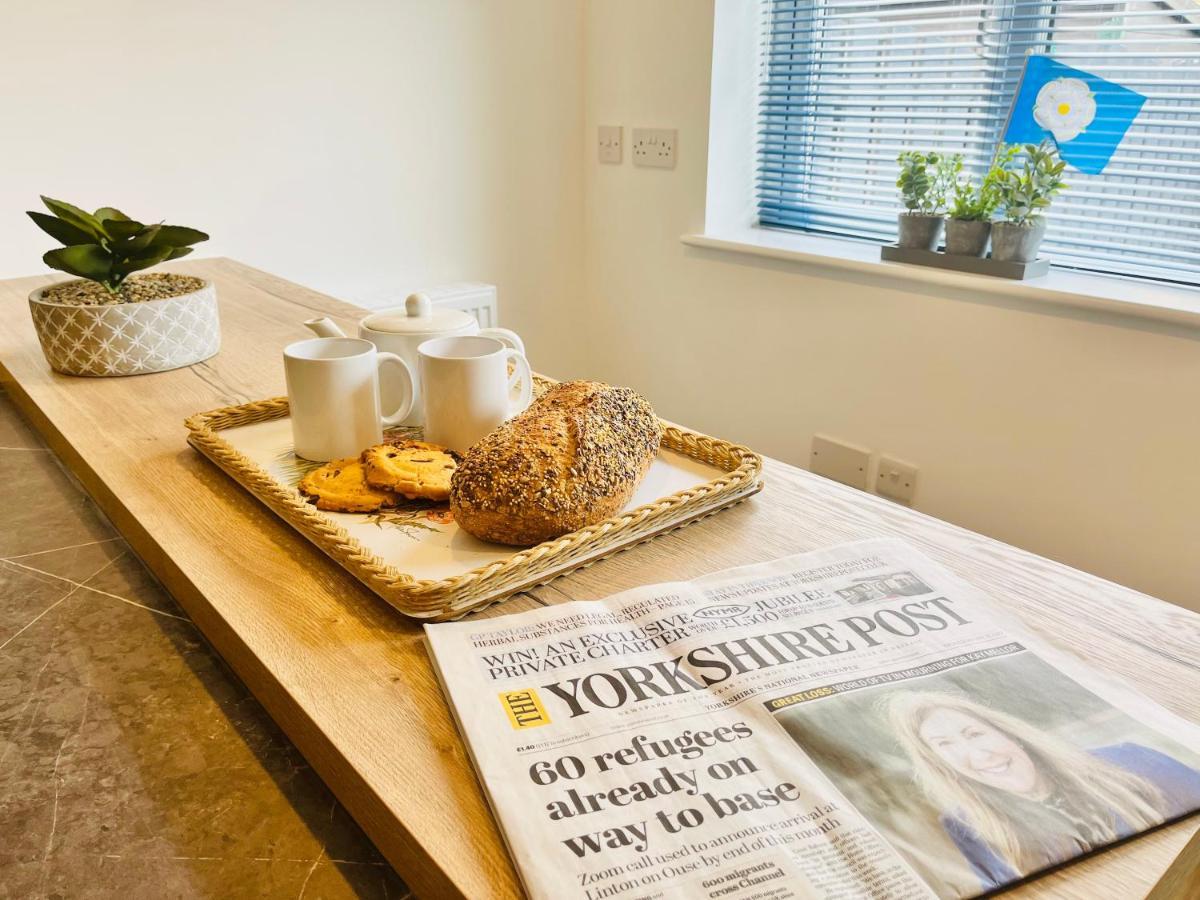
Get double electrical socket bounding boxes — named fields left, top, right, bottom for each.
left=631, top=128, right=677, bottom=168
left=810, top=434, right=919, bottom=505
left=597, top=125, right=677, bottom=168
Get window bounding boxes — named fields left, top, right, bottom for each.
left=758, top=1, right=1200, bottom=284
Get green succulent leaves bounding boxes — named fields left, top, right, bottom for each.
left=949, top=145, right=1021, bottom=221
left=995, top=142, right=1069, bottom=226
left=43, top=244, right=113, bottom=281
left=896, top=151, right=962, bottom=215
left=27, top=196, right=208, bottom=293
left=26, top=211, right=94, bottom=247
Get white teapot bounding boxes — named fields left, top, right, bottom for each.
left=305, top=292, right=524, bottom=426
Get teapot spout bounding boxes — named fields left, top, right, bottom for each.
left=303, top=316, right=347, bottom=339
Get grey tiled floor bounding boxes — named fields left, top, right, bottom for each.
left=0, top=388, right=410, bottom=899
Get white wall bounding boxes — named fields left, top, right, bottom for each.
left=580, top=0, right=1200, bottom=610
left=0, top=0, right=585, bottom=377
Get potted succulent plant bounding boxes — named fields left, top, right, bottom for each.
left=992, top=142, right=1068, bottom=263
left=26, top=197, right=217, bottom=376
left=945, top=146, right=1018, bottom=258
left=895, top=151, right=961, bottom=250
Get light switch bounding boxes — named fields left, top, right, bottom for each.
left=598, top=125, right=622, bottom=164
left=877, top=455, right=919, bottom=505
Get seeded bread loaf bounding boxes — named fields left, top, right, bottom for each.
left=450, top=381, right=662, bottom=545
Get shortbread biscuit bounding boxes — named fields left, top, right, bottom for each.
left=362, top=440, right=457, bottom=501
left=299, top=457, right=401, bottom=513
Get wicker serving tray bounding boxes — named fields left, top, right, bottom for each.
left=185, top=379, right=763, bottom=619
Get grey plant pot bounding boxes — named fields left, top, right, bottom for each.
left=897, top=213, right=944, bottom=251
left=28, top=279, right=220, bottom=377
left=944, top=219, right=992, bottom=257
left=991, top=220, right=1047, bottom=263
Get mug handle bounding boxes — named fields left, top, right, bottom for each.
left=505, top=349, right=533, bottom=416
left=480, top=327, right=525, bottom=356
left=377, top=352, right=415, bottom=426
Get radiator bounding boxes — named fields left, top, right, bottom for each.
left=421, top=282, right=500, bottom=327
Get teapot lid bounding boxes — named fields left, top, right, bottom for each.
left=361, top=292, right=475, bottom=334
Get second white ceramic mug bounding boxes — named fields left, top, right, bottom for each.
left=304, top=293, right=526, bottom=426
left=419, top=335, right=532, bottom=453
left=284, top=337, right=415, bottom=461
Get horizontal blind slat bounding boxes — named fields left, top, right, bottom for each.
left=759, top=140, right=1200, bottom=163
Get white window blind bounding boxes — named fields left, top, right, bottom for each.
left=759, top=0, right=1200, bottom=284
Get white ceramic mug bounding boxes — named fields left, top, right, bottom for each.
left=419, top=335, right=532, bottom=453
left=304, top=292, right=525, bottom=426
left=283, top=337, right=415, bottom=461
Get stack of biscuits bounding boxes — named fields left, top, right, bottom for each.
left=298, top=438, right=459, bottom=513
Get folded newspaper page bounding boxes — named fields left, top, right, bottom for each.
left=425, top=539, right=1200, bottom=899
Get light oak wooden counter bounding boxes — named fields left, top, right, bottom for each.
left=1, top=259, right=1195, bottom=899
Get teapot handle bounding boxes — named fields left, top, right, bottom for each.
left=480, top=327, right=525, bottom=356
left=504, top=349, right=533, bottom=416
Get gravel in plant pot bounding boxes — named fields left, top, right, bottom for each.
left=944, top=146, right=1016, bottom=257
left=992, top=142, right=1068, bottom=264
left=895, top=150, right=960, bottom=250
left=26, top=197, right=217, bottom=376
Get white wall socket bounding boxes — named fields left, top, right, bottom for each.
left=631, top=127, right=677, bottom=168
left=598, top=125, right=622, bottom=164
left=877, top=455, right=919, bottom=505
left=810, top=434, right=870, bottom=490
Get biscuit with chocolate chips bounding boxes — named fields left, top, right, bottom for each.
left=298, top=457, right=401, bottom=513
left=362, top=440, right=458, bottom=501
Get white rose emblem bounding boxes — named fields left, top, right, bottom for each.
left=1033, top=77, right=1096, bottom=143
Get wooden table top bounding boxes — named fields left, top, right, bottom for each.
left=1, top=259, right=1196, bottom=900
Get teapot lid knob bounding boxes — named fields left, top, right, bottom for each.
left=405, top=292, right=433, bottom=319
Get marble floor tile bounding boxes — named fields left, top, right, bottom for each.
left=0, top=447, right=115, bottom=559
left=0, top=561, right=87, bottom=651
left=29, top=541, right=186, bottom=621
left=3, top=538, right=128, bottom=586
left=0, top=853, right=406, bottom=899
left=0, top=386, right=46, bottom=450
left=0, top=393, right=410, bottom=898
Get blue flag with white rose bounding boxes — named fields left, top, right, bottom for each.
left=1002, top=55, right=1145, bottom=175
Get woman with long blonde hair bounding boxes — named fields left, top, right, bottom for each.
left=886, top=690, right=1200, bottom=890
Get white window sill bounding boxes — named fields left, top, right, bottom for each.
left=681, top=227, right=1200, bottom=328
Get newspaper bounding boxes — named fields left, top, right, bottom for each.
left=425, top=539, right=1200, bottom=899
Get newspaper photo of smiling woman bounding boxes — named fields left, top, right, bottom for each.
left=887, top=691, right=1200, bottom=891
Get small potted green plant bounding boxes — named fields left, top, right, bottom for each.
left=945, top=146, right=1018, bottom=258
left=895, top=151, right=960, bottom=250
left=992, top=142, right=1068, bottom=263
left=26, top=197, right=217, bottom=376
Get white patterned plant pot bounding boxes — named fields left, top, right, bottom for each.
left=28, top=280, right=221, bottom=377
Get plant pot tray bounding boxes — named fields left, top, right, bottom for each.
left=185, top=377, right=764, bottom=620
left=881, top=245, right=1050, bottom=280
